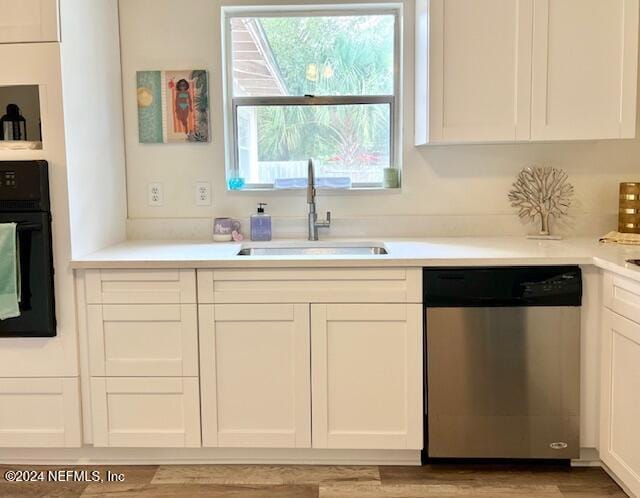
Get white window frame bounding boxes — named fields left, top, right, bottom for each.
left=221, top=4, right=403, bottom=190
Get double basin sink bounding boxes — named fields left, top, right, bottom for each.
left=237, top=242, right=388, bottom=256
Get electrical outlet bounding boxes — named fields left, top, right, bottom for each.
left=195, top=182, right=211, bottom=206
left=148, top=182, right=163, bottom=207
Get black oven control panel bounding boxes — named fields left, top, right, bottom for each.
left=0, top=161, right=50, bottom=211
left=0, top=171, right=17, bottom=189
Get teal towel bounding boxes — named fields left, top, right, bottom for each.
left=0, top=223, right=20, bottom=320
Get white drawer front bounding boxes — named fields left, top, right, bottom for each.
left=85, top=269, right=196, bottom=304
left=0, top=378, right=81, bottom=447
left=604, top=272, right=640, bottom=324
left=91, top=377, right=201, bottom=447
left=197, top=268, right=421, bottom=304
left=88, top=304, right=198, bottom=377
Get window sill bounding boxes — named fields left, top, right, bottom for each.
left=226, top=186, right=403, bottom=195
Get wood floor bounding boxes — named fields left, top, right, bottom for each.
left=0, top=463, right=626, bottom=498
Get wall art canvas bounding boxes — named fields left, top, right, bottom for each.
left=136, top=69, right=209, bottom=144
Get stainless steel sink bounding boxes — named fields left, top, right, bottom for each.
left=237, top=245, right=388, bottom=256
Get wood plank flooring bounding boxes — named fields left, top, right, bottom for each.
left=0, top=463, right=626, bottom=498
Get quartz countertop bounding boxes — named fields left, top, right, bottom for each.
left=70, top=236, right=640, bottom=282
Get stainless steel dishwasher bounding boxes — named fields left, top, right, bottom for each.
left=424, top=266, right=582, bottom=460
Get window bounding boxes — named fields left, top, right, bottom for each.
left=223, top=5, right=401, bottom=189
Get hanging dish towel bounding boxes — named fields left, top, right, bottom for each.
left=0, top=223, right=20, bottom=320
left=599, top=231, right=640, bottom=245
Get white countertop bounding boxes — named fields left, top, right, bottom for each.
left=71, top=236, right=640, bottom=281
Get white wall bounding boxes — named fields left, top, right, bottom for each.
left=60, top=0, right=127, bottom=257
left=119, top=0, right=640, bottom=239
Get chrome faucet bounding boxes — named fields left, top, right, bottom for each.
left=307, top=159, right=331, bottom=241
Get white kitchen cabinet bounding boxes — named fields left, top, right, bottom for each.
left=85, top=269, right=196, bottom=305
left=603, top=271, right=640, bottom=325
left=531, top=0, right=639, bottom=140
left=197, top=268, right=421, bottom=304
left=416, top=0, right=639, bottom=144
left=601, top=311, right=640, bottom=496
left=416, top=0, right=533, bottom=144
left=91, top=377, right=201, bottom=448
left=0, top=0, right=59, bottom=43
left=87, top=304, right=198, bottom=377
left=311, top=304, right=422, bottom=450
left=199, top=304, right=311, bottom=448
left=0, top=378, right=80, bottom=447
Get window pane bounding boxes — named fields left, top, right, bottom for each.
left=231, top=15, right=395, bottom=97
left=237, top=104, right=390, bottom=185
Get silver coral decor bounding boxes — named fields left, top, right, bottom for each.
left=508, top=166, right=574, bottom=238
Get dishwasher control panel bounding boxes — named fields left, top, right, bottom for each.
left=423, top=266, right=582, bottom=307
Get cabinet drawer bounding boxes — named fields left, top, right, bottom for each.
left=85, top=269, right=196, bottom=304
left=197, top=268, right=421, bottom=304
left=91, top=377, right=201, bottom=447
left=603, top=272, right=640, bottom=324
left=88, top=304, right=198, bottom=377
left=0, top=378, right=80, bottom=447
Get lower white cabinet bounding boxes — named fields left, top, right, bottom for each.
left=199, top=304, right=311, bottom=448
left=78, top=268, right=423, bottom=452
left=88, top=304, right=198, bottom=377
left=0, top=378, right=81, bottom=447
left=91, top=377, right=201, bottom=448
left=311, top=304, right=423, bottom=449
left=600, top=309, right=640, bottom=497
left=198, top=302, right=423, bottom=450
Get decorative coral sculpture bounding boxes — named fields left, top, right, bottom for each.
left=508, top=166, right=574, bottom=239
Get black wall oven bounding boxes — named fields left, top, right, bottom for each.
left=0, top=161, right=56, bottom=337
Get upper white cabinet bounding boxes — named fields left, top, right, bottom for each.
left=416, top=0, right=639, bottom=144
left=0, top=0, right=59, bottom=43
left=531, top=0, right=639, bottom=140
left=417, top=0, right=533, bottom=143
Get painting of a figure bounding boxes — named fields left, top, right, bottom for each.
left=137, top=69, right=209, bottom=144
left=170, top=78, right=194, bottom=134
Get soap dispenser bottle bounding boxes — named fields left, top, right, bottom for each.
left=250, top=203, right=272, bottom=241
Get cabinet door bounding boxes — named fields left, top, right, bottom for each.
left=0, top=378, right=80, bottom=447
left=418, top=0, right=533, bottom=144
left=88, top=304, right=198, bottom=377
left=531, top=0, right=639, bottom=140
left=311, top=304, right=422, bottom=449
left=0, top=0, right=59, bottom=43
left=600, top=310, right=640, bottom=497
left=91, top=377, right=201, bottom=447
left=199, top=304, right=311, bottom=448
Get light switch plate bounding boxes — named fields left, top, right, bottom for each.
left=195, top=182, right=211, bottom=206
left=148, top=182, right=163, bottom=207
